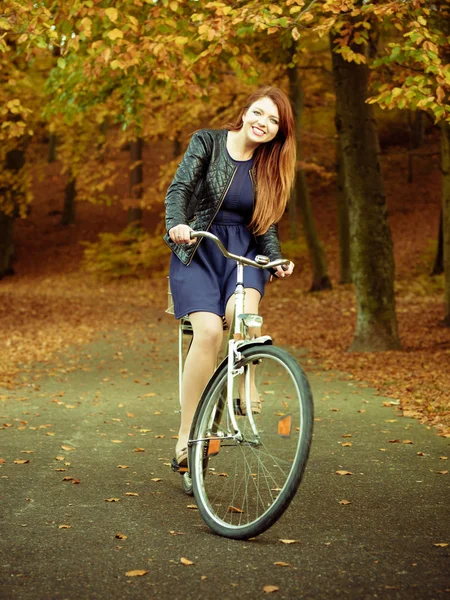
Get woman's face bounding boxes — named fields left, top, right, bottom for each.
left=241, top=96, right=280, bottom=145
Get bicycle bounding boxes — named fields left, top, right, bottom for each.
left=170, top=230, right=314, bottom=540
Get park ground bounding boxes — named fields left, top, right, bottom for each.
left=0, top=125, right=449, bottom=598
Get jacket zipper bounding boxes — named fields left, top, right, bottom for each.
left=186, top=166, right=237, bottom=266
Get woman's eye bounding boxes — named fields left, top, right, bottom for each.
left=253, top=110, right=260, bottom=115
left=270, top=119, right=278, bottom=125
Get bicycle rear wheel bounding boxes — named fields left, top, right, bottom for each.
left=190, top=344, right=313, bottom=539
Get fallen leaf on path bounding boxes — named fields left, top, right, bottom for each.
left=58, top=524, right=72, bottom=529
left=263, top=585, right=279, bottom=593
left=228, top=506, right=244, bottom=514
left=61, top=445, right=76, bottom=451
left=436, top=470, right=448, bottom=475
left=105, top=497, right=121, bottom=502
left=142, top=393, right=156, bottom=397
left=21, top=450, right=34, bottom=454
left=186, top=504, right=198, bottom=510
left=402, top=440, right=413, bottom=444
left=342, top=434, right=352, bottom=438
left=111, top=440, right=122, bottom=444
left=279, top=539, right=297, bottom=544
left=126, top=412, right=135, bottom=418
left=125, top=492, right=139, bottom=497
left=339, top=499, right=352, bottom=505
left=384, top=420, right=397, bottom=423
left=274, top=562, right=291, bottom=567
left=379, top=448, right=387, bottom=452
left=134, top=448, right=145, bottom=452
left=55, top=456, right=65, bottom=461
left=169, top=531, right=184, bottom=536
left=117, top=465, right=129, bottom=469
left=336, top=470, right=353, bottom=476
left=440, top=456, right=448, bottom=460
left=388, top=439, right=401, bottom=444
left=341, top=442, right=352, bottom=447
left=151, top=478, right=162, bottom=482
left=154, top=435, right=165, bottom=439
left=180, top=557, right=194, bottom=566
left=125, top=570, right=148, bottom=577
left=115, top=533, right=128, bottom=539
left=433, top=543, right=448, bottom=547
left=417, top=452, right=425, bottom=456
left=14, top=459, right=29, bottom=464
left=0, top=458, right=6, bottom=464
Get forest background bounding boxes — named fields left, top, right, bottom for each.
left=1, top=0, right=449, bottom=436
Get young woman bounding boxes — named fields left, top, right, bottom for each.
left=164, top=86, right=296, bottom=469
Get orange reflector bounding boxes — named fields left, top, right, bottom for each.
left=278, top=415, right=292, bottom=437
left=208, top=438, right=221, bottom=456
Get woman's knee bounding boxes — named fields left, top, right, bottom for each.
left=190, top=314, right=223, bottom=351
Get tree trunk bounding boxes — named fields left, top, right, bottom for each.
left=0, top=212, right=15, bottom=278
left=128, top=138, right=143, bottom=226
left=0, top=147, right=26, bottom=277
left=287, top=49, right=332, bottom=291
left=48, top=134, right=58, bottom=163
left=431, top=208, right=444, bottom=276
left=440, top=121, right=450, bottom=325
left=407, top=110, right=425, bottom=183
left=331, top=35, right=401, bottom=351
left=336, top=136, right=352, bottom=284
left=61, top=173, right=76, bottom=226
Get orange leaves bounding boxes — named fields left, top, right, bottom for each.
left=180, top=557, right=194, bottom=566
left=263, top=585, right=279, bottom=593
left=125, top=569, right=148, bottom=577
left=335, top=470, right=353, bottom=476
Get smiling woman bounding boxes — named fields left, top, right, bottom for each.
left=162, top=86, right=297, bottom=470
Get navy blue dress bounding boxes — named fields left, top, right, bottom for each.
left=169, top=153, right=270, bottom=319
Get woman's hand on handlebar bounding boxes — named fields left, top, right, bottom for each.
left=168, top=224, right=196, bottom=245
left=273, top=261, right=295, bottom=278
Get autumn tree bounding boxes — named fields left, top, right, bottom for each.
left=0, top=2, right=56, bottom=277
left=366, top=0, right=450, bottom=324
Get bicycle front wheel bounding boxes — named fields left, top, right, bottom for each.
left=190, top=344, right=313, bottom=539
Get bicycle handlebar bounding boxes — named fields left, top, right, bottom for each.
left=190, top=230, right=290, bottom=271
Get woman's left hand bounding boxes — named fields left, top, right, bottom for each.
left=273, top=261, right=294, bottom=278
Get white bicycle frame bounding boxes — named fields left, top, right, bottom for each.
left=177, top=231, right=289, bottom=441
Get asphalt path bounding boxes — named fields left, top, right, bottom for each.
left=1, top=311, right=449, bottom=599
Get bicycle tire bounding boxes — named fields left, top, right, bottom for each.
left=190, top=344, right=313, bottom=540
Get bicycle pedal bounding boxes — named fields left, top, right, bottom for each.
left=171, top=457, right=189, bottom=474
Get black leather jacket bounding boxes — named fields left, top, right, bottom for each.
left=164, top=129, right=282, bottom=265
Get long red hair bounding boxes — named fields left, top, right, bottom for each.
left=224, top=86, right=296, bottom=235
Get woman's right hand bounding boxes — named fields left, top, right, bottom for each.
left=168, top=224, right=196, bottom=245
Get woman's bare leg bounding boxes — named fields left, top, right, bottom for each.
left=176, top=311, right=224, bottom=455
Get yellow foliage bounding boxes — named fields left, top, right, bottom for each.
left=82, top=226, right=169, bottom=280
